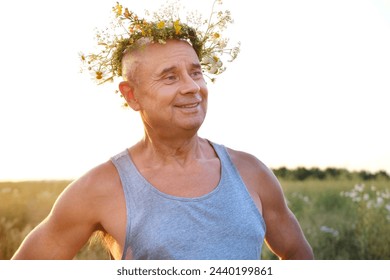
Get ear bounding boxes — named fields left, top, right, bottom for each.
left=119, top=81, right=140, bottom=111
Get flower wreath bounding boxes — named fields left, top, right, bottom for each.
left=80, top=0, right=240, bottom=89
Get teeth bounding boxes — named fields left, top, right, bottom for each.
left=179, top=103, right=198, bottom=108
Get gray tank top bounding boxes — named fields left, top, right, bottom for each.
left=111, top=141, right=266, bottom=260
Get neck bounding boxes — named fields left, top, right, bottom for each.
left=140, top=130, right=205, bottom=165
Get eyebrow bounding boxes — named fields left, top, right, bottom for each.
left=158, top=63, right=202, bottom=76
left=158, top=66, right=176, bottom=76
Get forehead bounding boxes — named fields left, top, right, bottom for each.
left=139, top=40, right=200, bottom=70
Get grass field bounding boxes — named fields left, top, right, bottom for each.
left=1, top=179, right=389, bottom=260
left=269, top=179, right=390, bottom=260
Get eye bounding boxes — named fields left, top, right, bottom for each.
left=191, top=70, right=203, bottom=79
left=164, top=74, right=179, bottom=83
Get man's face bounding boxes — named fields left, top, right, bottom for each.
left=130, top=40, right=208, bottom=135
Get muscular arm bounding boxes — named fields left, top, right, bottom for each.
left=260, top=170, right=313, bottom=259
left=12, top=166, right=108, bottom=259
left=229, top=149, right=314, bottom=260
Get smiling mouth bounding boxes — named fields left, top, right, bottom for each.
left=176, top=102, right=200, bottom=108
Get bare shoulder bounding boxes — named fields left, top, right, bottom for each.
left=225, top=147, right=279, bottom=188
left=52, top=159, right=123, bottom=225
left=69, top=160, right=122, bottom=197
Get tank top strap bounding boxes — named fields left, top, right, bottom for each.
left=210, top=141, right=245, bottom=185
left=111, top=149, right=144, bottom=203
left=111, top=149, right=133, bottom=186
left=110, top=149, right=138, bottom=259
left=211, top=141, right=266, bottom=229
left=210, top=142, right=234, bottom=170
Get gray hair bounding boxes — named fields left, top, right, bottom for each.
left=121, top=38, right=153, bottom=84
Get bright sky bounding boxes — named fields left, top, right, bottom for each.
left=0, top=0, right=389, bottom=181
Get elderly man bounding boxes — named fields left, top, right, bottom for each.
left=12, top=2, right=313, bottom=260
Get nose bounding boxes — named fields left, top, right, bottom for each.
left=179, top=73, right=201, bottom=95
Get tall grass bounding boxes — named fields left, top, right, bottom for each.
left=261, top=179, right=390, bottom=259
left=1, top=179, right=389, bottom=260
left=0, top=181, right=109, bottom=260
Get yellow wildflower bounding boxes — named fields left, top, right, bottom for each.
left=95, top=71, right=103, bottom=80
left=113, top=2, right=123, bottom=17
left=124, top=8, right=131, bottom=18
left=157, top=21, right=165, bottom=29
left=79, top=52, right=86, bottom=62
left=174, top=20, right=182, bottom=34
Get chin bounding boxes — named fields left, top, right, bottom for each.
left=179, top=117, right=206, bottom=132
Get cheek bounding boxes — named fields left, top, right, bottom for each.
left=200, top=84, right=209, bottom=99
left=138, top=85, right=174, bottom=108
